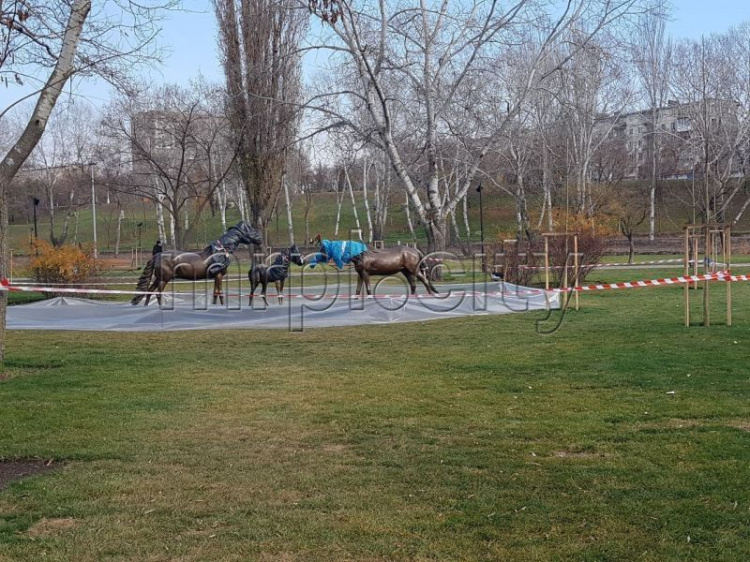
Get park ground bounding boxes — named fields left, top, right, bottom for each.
left=0, top=266, right=749, bottom=561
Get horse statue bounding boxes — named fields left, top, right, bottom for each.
left=131, top=221, right=263, bottom=306
left=350, top=246, right=440, bottom=297
left=248, top=244, right=304, bottom=306
left=307, top=238, right=368, bottom=269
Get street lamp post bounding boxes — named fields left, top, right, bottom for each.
left=89, top=162, right=98, bottom=258
left=476, top=183, right=485, bottom=271
left=136, top=222, right=143, bottom=268
left=31, top=196, right=40, bottom=239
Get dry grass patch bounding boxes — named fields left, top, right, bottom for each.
left=26, top=518, right=77, bottom=538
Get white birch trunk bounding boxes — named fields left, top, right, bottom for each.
left=405, top=192, right=416, bottom=240
left=344, top=165, right=362, bottom=236
left=155, top=195, right=166, bottom=245
left=283, top=175, right=294, bottom=245
left=115, top=208, right=124, bottom=257
left=219, top=178, right=228, bottom=232
left=334, top=183, right=344, bottom=238
left=362, top=158, right=373, bottom=242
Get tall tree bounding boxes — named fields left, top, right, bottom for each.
left=632, top=0, right=672, bottom=239
left=214, top=0, right=306, bottom=246
left=306, top=0, right=645, bottom=252
left=0, top=0, right=171, bottom=362
left=101, top=82, right=236, bottom=248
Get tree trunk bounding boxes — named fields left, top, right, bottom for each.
left=304, top=190, right=312, bottom=244
left=405, top=193, right=416, bottom=241
left=425, top=215, right=448, bottom=252
left=219, top=180, right=228, bottom=232
left=344, top=165, right=362, bottom=236
left=0, top=0, right=91, bottom=363
left=156, top=195, right=166, bottom=244
left=362, top=158, right=373, bottom=242
left=169, top=208, right=177, bottom=248
left=627, top=234, right=635, bottom=264
left=283, top=175, right=294, bottom=245
left=334, top=182, right=344, bottom=238
left=115, top=208, right=124, bottom=257
left=649, top=105, right=658, bottom=240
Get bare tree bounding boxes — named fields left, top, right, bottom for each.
left=0, top=0, right=171, bottom=362
left=101, top=82, right=237, bottom=248
left=556, top=30, right=633, bottom=216
left=305, top=0, right=645, bottom=251
left=632, top=0, right=672, bottom=239
left=671, top=30, right=750, bottom=224
left=28, top=101, right=98, bottom=246
left=214, top=0, right=306, bottom=247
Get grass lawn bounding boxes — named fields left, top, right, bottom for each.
left=1, top=279, right=749, bottom=561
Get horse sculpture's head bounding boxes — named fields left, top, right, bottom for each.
left=233, top=221, right=263, bottom=246
left=289, top=244, right=305, bottom=267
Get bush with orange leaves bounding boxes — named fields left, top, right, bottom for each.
left=29, top=240, right=100, bottom=294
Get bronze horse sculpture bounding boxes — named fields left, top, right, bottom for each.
left=131, top=221, right=263, bottom=306
left=248, top=244, right=304, bottom=306
left=350, top=246, right=439, bottom=297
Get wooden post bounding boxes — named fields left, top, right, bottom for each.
left=691, top=229, right=700, bottom=291
left=703, top=226, right=710, bottom=327
left=725, top=225, right=732, bottom=327
left=573, top=234, right=579, bottom=311
left=544, top=236, right=550, bottom=291
left=684, top=227, right=690, bottom=327
left=561, top=236, right=569, bottom=312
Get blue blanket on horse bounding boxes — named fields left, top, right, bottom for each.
left=308, top=240, right=368, bottom=269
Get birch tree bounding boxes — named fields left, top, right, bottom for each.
left=214, top=0, right=306, bottom=247
left=101, top=83, right=236, bottom=248
left=306, top=0, right=645, bottom=251
left=0, top=0, right=171, bottom=362
left=632, top=0, right=672, bottom=239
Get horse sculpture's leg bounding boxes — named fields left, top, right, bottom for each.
left=153, top=279, right=168, bottom=306
left=276, top=280, right=284, bottom=305
left=213, top=273, right=224, bottom=305
left=403, top=270, right=418, bottom=295
left=415, top=270, right=438, bottom=294
left=261, top=278, right=269, bottom=307
left=248, top=270, right=256, bottom=306
left=362, top=271, right=373, bottom=296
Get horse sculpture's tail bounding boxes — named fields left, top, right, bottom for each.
left=131, top=258, right=155, bottom=305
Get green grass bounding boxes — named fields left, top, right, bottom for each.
left=8, top=190, right=531, bottom=254
left=0, top=280, right=749, bottom=561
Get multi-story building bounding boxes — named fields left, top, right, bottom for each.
left=594, top=99, right=744, bottom=181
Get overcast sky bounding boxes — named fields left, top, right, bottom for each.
left=0, top=0, right=748, bottom=113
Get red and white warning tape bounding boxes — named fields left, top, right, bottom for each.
left=564, top=272, right=724, bottom=293
left=516, top=258, right=694, bottom=271
left=0, top=271, right=744, bottom=299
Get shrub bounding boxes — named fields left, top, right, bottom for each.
left=490, top=212, right=612, bottom=287
left=29, top=240, right=100, bottom=295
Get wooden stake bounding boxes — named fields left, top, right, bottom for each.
left=684, top=227, right=690, bottom=327
left=544, top=236, right=549, bottom=291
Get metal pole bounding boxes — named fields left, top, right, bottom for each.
left=90, top=162, right=98, bottom=258
left=32, top=197, right=39, bottom=239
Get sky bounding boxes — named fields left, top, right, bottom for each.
left=1, top=0, right=749, bottom=113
